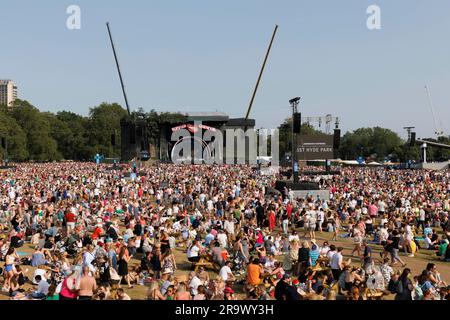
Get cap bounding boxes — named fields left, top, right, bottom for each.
left=224, top=287, right=234, bottom=294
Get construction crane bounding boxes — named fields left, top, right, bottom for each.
left=424, top=85, right=444, bottom=138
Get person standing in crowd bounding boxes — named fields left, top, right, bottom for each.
left=118, top=245, right=133, bottom=289
left=330, top=247, right=344, bottom=281
left=78, top=266, right=97, bottom=300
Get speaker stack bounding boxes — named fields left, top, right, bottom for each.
left=293, top=112, right=301, bottom=134
left=333, top=128, right=341, bottom=158
left=275, top=180, right=320, bottom=192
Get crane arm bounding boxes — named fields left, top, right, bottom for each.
left=425, top=85, right=442, bottom=137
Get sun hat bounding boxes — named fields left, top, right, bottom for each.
left=162, top=268, right=172, bottom=275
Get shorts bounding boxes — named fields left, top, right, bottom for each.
left=5, top=264, right=13, bottom=272
left=67, top=222, right=75, bottom=229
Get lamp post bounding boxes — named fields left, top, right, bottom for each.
left=289, top=97, right=301, bottom=183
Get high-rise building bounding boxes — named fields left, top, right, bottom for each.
left=0, top=80, right=18, bottom=110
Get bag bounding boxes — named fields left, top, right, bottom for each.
left=384, top=243, right=393, bottom=253
left=395, top=280, right=404, bottom=294
left=387, top=279, right=398, bottom=294
left=18, top=273, right=26, bottom=286
left=25, top=228, right=33, bottom=237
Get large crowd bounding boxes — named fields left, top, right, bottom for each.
left=0, top=162, right=449, bottom=300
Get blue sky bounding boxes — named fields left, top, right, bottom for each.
left=1, top=0, right=450, bottom=139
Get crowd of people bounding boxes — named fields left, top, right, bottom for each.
left=0, top=162, right=449, bottom=300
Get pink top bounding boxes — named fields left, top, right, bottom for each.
left=60, top=278, right=78, bottom=299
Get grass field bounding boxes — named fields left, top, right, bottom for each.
left=1, top=224, right=448, bottom=300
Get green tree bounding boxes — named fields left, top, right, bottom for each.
left=10, top=100, right=61, bottom=161
left=87, top=102, right=128, bottom=158
left=0, top=108, right=28, bottom=161
left=339, top=127, right=403, bottom=161
left=56, top=111, right=92, bottom=160
left=42, top=112, right=78, bottom=160
left=278, top=117, right=322, bottom=159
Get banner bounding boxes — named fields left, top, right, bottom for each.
left=295, top=134, right=335, bottom=160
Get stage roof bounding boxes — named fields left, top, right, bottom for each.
left=178, top=111, right=229, bottom=122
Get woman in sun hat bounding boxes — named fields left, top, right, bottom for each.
left=224, top=286, right=236, bottom=300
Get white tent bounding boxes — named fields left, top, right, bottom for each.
left=368, top=161, right=382, bottom=166
left=341, top=160, right=360, bottom=165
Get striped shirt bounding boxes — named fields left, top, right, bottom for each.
left=309, top=249, right=320, bottom=266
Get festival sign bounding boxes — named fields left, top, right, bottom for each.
left=171, top=124, right=217, bottom=133
left=295, top=134, right=335, bottom=160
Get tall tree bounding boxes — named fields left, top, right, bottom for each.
left=56, top=111, right=92, bottom=160
left=87, top=102, right=128, bottom=158
left=339, top=127, right=403, bottom=161
left=10, top=100, right=61, bottom=161
left=0, top=108, right=28, bottom=161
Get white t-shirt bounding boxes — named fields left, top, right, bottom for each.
left=317, top=211, right=324, bottom=222
left=187, top=245, right=200, bottom=258
left=380, top=228, right=389, bottom=242
left=378, top=201, right=386, bottom=212
left=330, top=252, right=342, bottom=270
left=320, top=246, right=330, bottom=256
left=309, top=210, right=317, bottom=225
left=224, top=221, right=235, bottom=235
left=419, top=209, right=426, bottom=221
left=189, top=276, right=202, bottom=295
left=405, top=225, right=413, bottom=241
left=33, top=269, right=47, bottom=285
left=424, top=237, right=433, bottom=249
left=219, top=265, right=233, bottom=281
left=326, top=250, right=336, bottom=260
left=217, top=233, right=228, bottom=248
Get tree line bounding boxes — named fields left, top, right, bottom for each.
left=0, top=100, right=184, bottom=161
left=1, top=100, right=449, bottom=163
left=277, top=117, right=450, bottom=163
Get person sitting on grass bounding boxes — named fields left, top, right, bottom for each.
left=29, top=275, right=49, bottom=300
left=424, top=233, right=439, bottom=250
left=116, top=288, right=131, bottom=300
left=437, top=236, right=448, bottom=259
